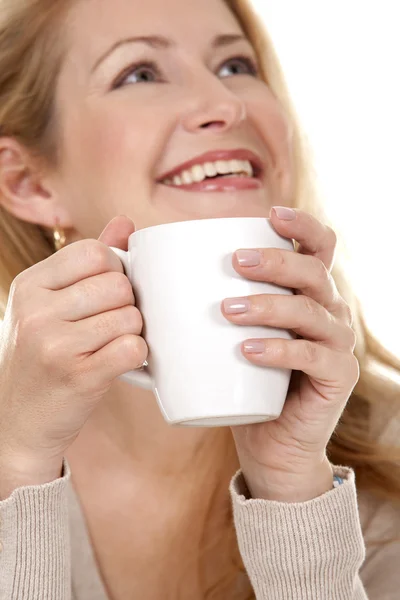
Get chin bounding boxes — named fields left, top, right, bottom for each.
left=154, top=185, right=272, bottom=220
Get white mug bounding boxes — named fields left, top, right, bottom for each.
left=110, top=217, right=295, bottom=427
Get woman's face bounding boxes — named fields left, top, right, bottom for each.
left=53, top=0, right=294, bottom=237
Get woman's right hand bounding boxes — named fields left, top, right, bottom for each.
left=0, top=216, right=147, bottom=495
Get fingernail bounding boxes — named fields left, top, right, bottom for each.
left=243, top=340, right=265, bottom=353
left=235, top=249, right=261, bottom=267
left=223, top=298, right=250, bottom=314
left=272, top=206, right=296, bottom=220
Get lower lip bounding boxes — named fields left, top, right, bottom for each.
left=161, top=176, right=263, bottom=192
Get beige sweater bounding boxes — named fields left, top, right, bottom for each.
left=0, top=461, right=399, bottom=599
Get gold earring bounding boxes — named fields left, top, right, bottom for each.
left=53, top=218, right=66, bottom=252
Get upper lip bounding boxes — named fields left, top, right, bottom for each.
left=156, top=148, right=265, bottom=182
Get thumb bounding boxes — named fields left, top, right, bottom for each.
left=98, top=215, right=136, bottom=250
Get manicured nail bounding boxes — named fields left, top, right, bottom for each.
left=223, top=298, right=250, bottom=314
left=235, top=249, right=261, bottom=267
left=272, top=206, right=296, bottom=220
left=243, top=340, right=265, bottom=353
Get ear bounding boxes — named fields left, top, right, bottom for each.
left=0, top=138, right=73, bottom=229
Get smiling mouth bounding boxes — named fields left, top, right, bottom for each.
left=157, top=151, right=264, bottom=193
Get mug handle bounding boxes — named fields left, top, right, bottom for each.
left=109, top=247, right=154, bottom=391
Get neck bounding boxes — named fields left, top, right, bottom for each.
left=66, top=381, right=246, bottom=598
left=67, top=379, right=231, bottom=484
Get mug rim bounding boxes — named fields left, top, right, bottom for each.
left=128, top=215, right=273, bottom=239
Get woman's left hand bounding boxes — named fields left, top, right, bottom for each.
left=222, top=207, right=359, bottom=502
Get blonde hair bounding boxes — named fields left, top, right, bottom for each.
left=0, top=1, right=399, bottom=597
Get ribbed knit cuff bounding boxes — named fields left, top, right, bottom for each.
left=230, top=465, right=367, bottom=600
left=0, top=459, right=71, bottom=600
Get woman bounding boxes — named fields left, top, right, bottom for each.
left=0, top=0, right=399, bottom=598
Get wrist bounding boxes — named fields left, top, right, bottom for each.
left=0, top=450, right=64, bottom=500
left=244, top=457, right=334, bottom=503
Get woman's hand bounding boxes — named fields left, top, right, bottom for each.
left=223, top=207, right=359, bottom=502
left=0, top=216, right=148, bottom=497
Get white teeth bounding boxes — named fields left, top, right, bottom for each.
left=162, top=158, right=255, bottom=186
left=230, top=159, right=242, bottom=174
left=243, top=160, right=253, bottom=176
left=204, top=162, right=217, bottom=178
left=173, top=175, right=183, bottom=185
left=191, top=165, right=206, bottom=183
left=181, top=170, right=194, bottom=185
left=215, top=160, right=231, bottom=175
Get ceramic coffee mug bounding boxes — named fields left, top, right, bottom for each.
left=110, top=217, right=295, bottom=427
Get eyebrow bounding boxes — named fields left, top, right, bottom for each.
left=91, top=33, right=248, bottom=74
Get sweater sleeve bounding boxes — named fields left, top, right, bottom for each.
left=230, top=465, right=368, bottom=600
left=0, top=460, right=71, bottom=600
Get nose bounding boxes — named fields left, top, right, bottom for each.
left=179, top=74, right=247, bottom=134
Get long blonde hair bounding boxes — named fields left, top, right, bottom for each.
left=1, top=1, right=399, bottom=598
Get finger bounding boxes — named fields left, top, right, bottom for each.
left=98, top=215, right=135, bottom=250
left=241, top=338, right=360, bottom=400
left=269, top=207, right=337, bottom=272
left=222, top=294, right=356, bottom=351
left=72, top=305, right=143, bottom=354
left=27, top=239, right=125, bottom=290
left=53, top=271, right=135, bottom=321
left=84, top=334, right=149, bottom=386
left=232, top=247, right=348, bottom=320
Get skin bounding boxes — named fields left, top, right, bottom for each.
left=0, top=0, right=359, bottom=594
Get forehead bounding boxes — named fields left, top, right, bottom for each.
left=64, top=0, right=243, bottom=65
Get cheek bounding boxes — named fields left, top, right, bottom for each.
left=250, top=87, right=293, bottom=155
left=247, top=86, right=294, bottom=202
left=67, top=108, right=143, bottom=172
left=56, top=96, right=171, bottom=229
left=59, top=96, right=166, bottom=192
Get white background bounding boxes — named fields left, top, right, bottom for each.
left=1, top=3, right=399, bottom=358
left=252, top=0, right=399, bottom=356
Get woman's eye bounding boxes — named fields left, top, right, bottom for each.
left=113, top=61, right=161, bottom=89
left=112, top=55, right=259, bottom=90
left=218, top=56, right=259, bottom=79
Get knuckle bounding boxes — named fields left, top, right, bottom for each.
left=10, top=272, right=24, bottom=295
left=302, top=340, right=318, bottom=363
left=266, top=249, right=285, bottom=272
left=92, top=311, right=114, bottom=336
left=340, top=301, right=353, bottom=326
left=38, top=335, right=66, bottom=368
left=302, top=295, right=320, bottom=317
left=112, top=271, right=134, bottom=303
left=313, top=257, right=329, bottom=283
left=326, top=226, right=338, bottom=248
left=17, top=311, right=47, bottom=339
left=83, top=239, right=112, bottom=272
left=121, top=305, right=143, bottom=332
left=270, top=339, right=286, bottom=360
left=120, top=335, right=148, bottom=368
left=70, top=278, right=97, bottom=309
left=257, top=293, right=274, bottom=315
left=93, top=305, right=140, bottom=337
left=274, top=339, right=288, bottom=360
left=9, top=272, right=31, bottom=306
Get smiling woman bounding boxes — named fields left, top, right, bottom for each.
left=0, top=0, right=399, bottom=599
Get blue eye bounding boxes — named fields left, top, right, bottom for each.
left=218, top=56, right=259, bottom=78
left=112, top=55, right=259, bottom=90
left=113, top=61, right=161, bottom=89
